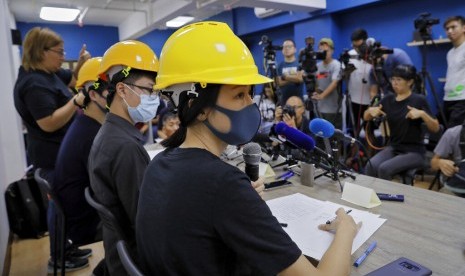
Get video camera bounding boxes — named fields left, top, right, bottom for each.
left=298, top=36, right=326, bottom=74
left=298, top=36, right=326, bottom=95
left=369, top=41, right=394, bottom=60
left=414, top=12, right=440, bottom=36
left=339, top=49, right=356, bottom=79
left=282, top=104, right=296, bottom=118
left=259, top=35, right=282, bottom=79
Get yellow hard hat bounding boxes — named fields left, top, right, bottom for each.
left=76, top=57, right=102, bottom=88
left=98, top=40, right=159, bottom=76
left=154, top=21, right=272, bottom=90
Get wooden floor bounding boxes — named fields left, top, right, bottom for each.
left=7, top=174, right=456, bottom=275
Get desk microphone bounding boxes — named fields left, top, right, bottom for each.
left=243, top=143, right=261, bottom=181
left=310, top=118, right=360, bottom=145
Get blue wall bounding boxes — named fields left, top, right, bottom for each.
left=16, top=22, right=119, bottom=60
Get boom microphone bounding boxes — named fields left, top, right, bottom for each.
left=243, top=142, right=262, bottom=181
left=275, top=122, right=315, bottom=151
left=366, top=37, right=376, bottom=47
left=309, top=118, right=334, bottom=138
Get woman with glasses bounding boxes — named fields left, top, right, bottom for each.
left=364, top=64, right=439, bottom=180
left=13, top=27, right=91, bottom=272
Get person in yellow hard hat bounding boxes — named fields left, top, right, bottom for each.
left=87, top=40, right=159, bottom=276
left=136, top=21, right=360, bottom=275
left=52, top=57, right=108, bottom=274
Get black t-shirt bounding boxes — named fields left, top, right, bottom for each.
left=137, top=148, right=301, bottom=275
left=13, top=66, right=74, bottom=169
left=54, top=114, right=101, bottom=245
left=380, top=93, right=434, bottom=153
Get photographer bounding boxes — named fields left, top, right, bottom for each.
left=348, top=28, right=374, bottom=135
left=369, top=42, right=413, bottom=97
left=364, top=64, right=439, bottom=180
left=277, top=39, right=304, bottom=105
left=311, top=38, right=342, bottom=129
left=275, top=96, right=311, bottom=135
left=443, top=15, right=465, bottom=127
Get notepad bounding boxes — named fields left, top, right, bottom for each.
left=266, top=193, right=386, bottom=261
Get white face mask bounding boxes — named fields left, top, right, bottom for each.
left=123, top=84, right=160, bottom=123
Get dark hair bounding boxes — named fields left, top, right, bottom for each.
left=443, top=15, right=465, bottom=28
left=392, top=64, right=417, bottom=80
left=351, top=28, right=368, bottom=41
left=261, top=83, right=278, bottom=103
left=162, top=83, right=221, bottom=148
left=105, top=69, right=157, bottom=108
left=157, top=107, right=177, bottom=129
left=283, top=38, right=296, bottom=47
left=82, top=78, right=108, bottom=108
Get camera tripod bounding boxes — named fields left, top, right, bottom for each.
left=418, top=31, right=447, bottom=128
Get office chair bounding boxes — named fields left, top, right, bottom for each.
left=84, top=187, right=144, bottom=275
left=34, top=168, right=66, bottom=276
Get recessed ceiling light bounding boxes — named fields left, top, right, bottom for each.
left=40, top=7, right=80, bottom=22
left=166, top=16, right=194, bottom=28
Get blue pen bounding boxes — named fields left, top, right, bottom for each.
left=354, top=241, right=377, bottom=267
left=282, top=171, right=295, bottom=180
left=276, top=171, right=293, bottom=180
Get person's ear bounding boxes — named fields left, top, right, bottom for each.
left=116, top=82, right=126, bottom=98
left=88, top=90, right=98, bottom=101
left=197, top=108, right=210, bottom=121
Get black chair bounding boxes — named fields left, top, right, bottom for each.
left=117, top=240, right=145, bottom=276
left=34, top=168, right=66, bottom=276
left=398, top=124, right=445, bottom=185
left=84, top=187, right=144, bottom=275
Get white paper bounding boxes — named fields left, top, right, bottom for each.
left=266, top=193, right=386, bottom=260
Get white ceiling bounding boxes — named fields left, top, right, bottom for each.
left=7, top=0, right=326, bottom=40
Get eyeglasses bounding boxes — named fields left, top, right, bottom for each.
left=45, top=48, right=66, bottom=57
left=290, top=105, right=304, bottom=110
left=124, top=83, right=159, bottom=97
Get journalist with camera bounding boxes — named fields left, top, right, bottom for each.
left=277, top=39, right=304, bottom=105
left=367, top=40, right=413, bottom=97
left=346, top=28, right=374, bottom=136
left=310, top=38, right=343, bottom=129
left=274, top=96, right=311, bottom=135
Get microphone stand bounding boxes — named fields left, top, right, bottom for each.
left=312, top=139, right=356, bottom=192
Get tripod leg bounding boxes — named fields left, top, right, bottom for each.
left=425, top=72, right=447, bottom=128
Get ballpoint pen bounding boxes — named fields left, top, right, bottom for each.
left=353, top=241, right=377, bottom=267
left=325, top=209, right=352, bottom=224
left=276, top=171, right=294, bottom=180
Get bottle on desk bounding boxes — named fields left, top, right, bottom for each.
left=300, top=162, right=315, bottom=187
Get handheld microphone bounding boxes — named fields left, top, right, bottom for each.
left=309, top=118, right=334, bottom=138
left=333, top=129, right=358, bottom=144
left=243, top=143, right=261, bottom=181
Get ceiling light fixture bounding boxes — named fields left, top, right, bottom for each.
left=40, top=7, right=80, bottom=22
left=165, top=16, right=194, bottom=28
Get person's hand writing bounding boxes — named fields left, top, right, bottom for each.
left=439, top=159, right=459, bottom=177
left=318, top=208, right=361, bottom=238
left=251, top=177, right=265, bottom=198
left=405, top=105, right=424, bottom=120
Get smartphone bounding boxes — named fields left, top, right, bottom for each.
left=365, top=257, right=432, bottom=276
left=264, top=180, right=292, bottom=190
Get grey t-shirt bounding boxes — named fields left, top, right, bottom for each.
left=316, top=59, right=341, bottom=113
left=434, top=125, right=462, bottom=162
